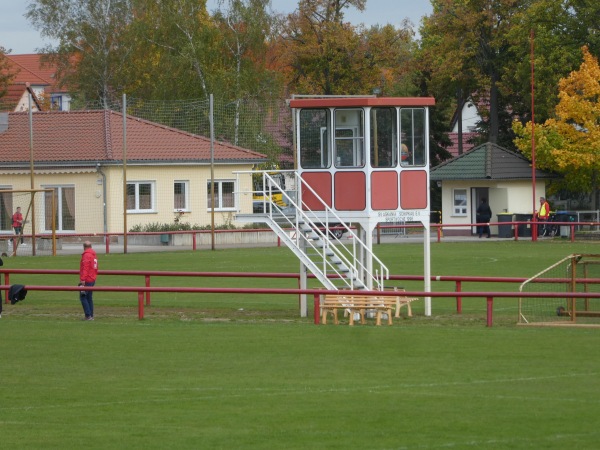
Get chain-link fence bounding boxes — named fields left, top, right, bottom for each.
left=1, top=94, right=295, bottom=254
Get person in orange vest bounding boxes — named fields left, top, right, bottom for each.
left=536, top=196, right=550, bottom=236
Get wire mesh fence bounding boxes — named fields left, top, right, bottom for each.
left=1, top=93, right=294, bottom=250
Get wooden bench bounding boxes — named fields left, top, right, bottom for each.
left=321, top=294, right=396, bottom=326
left=387, top=287, right=419, bottom=318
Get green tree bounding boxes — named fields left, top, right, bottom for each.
left=213, top=0, right=282, bottom=145
left=419, top=0, right=527, bottom=146
left=513, top=47, right=600, bottom=207
left=501, top=0, right=600, bottom=126
left=124, top=0, right=217, bottom=101
left=275, top=0, right=419, bottom=97
left=0, top=46, right=17, bottom=104
left=27, top=0, right=136, bottom=107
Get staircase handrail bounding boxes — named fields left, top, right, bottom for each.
left=238, top=170, right=388, bottom=290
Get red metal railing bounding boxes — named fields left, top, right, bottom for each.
left=3, top=283, right=599, bottom=327
left=2, top=268, right=600, bottom=326
left=3, top=219, right=598, bottom=257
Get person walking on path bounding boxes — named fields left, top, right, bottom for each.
left=79, top=241, right=98, bottom=321
left=12, top=207, right=24, bottom=245
left=476, top=198, right=492, bottom=238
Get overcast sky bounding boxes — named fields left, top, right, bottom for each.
left=0, top=0, right=432, bottom=55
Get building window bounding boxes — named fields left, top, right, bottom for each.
left=174, top=181, right=189, bottom=211
left=370, top=107, right=397, bottom=168
left=0, top=188, right=13, bottom=231
left=51, top=95, right=63, bottom=110
left=400, top=108, right=426, bottom=167
left=334, top=109, right=364, bottom=168
left=127, top=181, right=155, bottom=212
left=299, top=108, right=331, bottom=169
left=453, top=189, right=468, bottom=216
left=207, top=180, right=235, bottom=210
left=43, top=186, right=75, bottom=231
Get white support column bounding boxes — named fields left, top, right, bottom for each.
left=423, top=220, right=432, bottom=316
left=299, top=236, right=308, bottom=317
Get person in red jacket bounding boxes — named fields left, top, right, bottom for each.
left=79, top=241, right=98, bottom=321
left=12, top=207, right=24, bottom=244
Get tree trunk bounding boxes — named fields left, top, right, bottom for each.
left=488, top=70, right=499, bottom=144
left=457, top=87, right=464, bottom=155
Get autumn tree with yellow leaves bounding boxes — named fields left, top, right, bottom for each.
left=513, top=47, right=600, bottom=208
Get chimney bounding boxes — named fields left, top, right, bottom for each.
left=0, top=112, right=8, bottom=134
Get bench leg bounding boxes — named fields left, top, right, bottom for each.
left=375, top=310, right=382, bottom=326
left=386, top=308, right=393, bottom=325
left=321, top=308, right=340, bottom=325
left=395, top=300, right=414, bottom=318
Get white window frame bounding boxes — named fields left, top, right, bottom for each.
left=127, top=181, right=156, bottom=213
left=453, top=188, right=468, bottom=216
left=207, top=180, right=236, bottom=211
left=0, top=185, right=13, bottom=232
left=174, top=180, right=190, bottom=212
left=41, top=185, right=76, bottom=232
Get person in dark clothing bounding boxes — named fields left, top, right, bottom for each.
left=476, top=198, right=492, bottom=238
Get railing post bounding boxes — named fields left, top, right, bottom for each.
left=437, top=226, right=442, bottom=243
left=456, top=281, right=462, bottom=314
left=571, top=224, right=575, bottom=242
left=514, top=223, right=519, bottom=241
left=4, top=273, right=10, bottom=304
left=145, top=275, right=151, bottom=306
left=138, top=291, right=144, bottom=320
left=314, top=293, right=320, bottom=324
left=486, top=296, right=493, bottom=327
left=105, top=235, right=110, bottom=254
left=192, top=233, right=197, bottom=250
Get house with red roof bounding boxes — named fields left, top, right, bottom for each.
left=446, top=98, right=480, bottom=157
left=1, top=54, right=70, bottom=111
left=0, top=110, right=267, bottom=240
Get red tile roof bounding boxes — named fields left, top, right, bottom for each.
left=5, top=54, right=57, bottom=88
left=446, top=132, right=478, bottom=158
left=0, top=110, right=267, bottom=165
left=0, top=83, right=43, bottom=111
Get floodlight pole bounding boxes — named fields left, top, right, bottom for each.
left=123, top=94, right=128, bottom=253
left=530, top=30, right=537, bottom=242
left=210, top=94, right=215, bottom=251
left=28, top=92, right=37, bottom=255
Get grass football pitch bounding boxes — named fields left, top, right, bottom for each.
left=1, top=240, right=600, bottom=448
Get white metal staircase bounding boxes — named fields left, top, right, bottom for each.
left=235, top=172, right=388, bottom=291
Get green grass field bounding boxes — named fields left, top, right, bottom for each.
left=1, top=240, right=600, bottom=448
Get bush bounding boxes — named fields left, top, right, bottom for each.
left=129, top=222, right=242, bottom=232
left=129, top=222, right=199, bottom=232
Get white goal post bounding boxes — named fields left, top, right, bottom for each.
left=0, top=188, right=57, bottom=256
left=519, top=254, right=600, bottom=326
